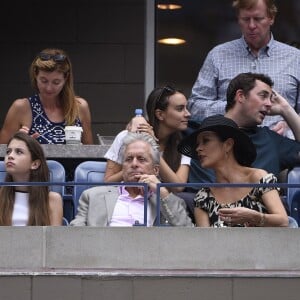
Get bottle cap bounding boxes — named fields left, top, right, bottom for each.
left=135, top=108, right=143, bottom=115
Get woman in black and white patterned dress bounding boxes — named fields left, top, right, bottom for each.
left=178, top=115, right=288, bottom=227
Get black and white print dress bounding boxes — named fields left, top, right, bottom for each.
left=194, top=173, right=278, bottom=227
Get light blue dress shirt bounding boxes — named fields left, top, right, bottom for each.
left=188, top=35, right=300, bottom=131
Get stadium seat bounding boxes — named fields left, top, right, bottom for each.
left=0, top=159, right=71, bottom=224
left=287, top=167, right=300, bottom=226
left=0, top=160, right=65, bottom=194
left=73, top=161, right=107, bottom=216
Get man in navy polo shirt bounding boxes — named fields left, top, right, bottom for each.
left=186, top=72, right=300, bottom=186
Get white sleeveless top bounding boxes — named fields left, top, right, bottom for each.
left=12, top=191, right=29, bottom=226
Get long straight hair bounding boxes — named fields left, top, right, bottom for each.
left=146, top=86, right=183, bottom=172
left=29, top=48, right=79, bottom=125
left=0, top=132, right=51, bottom=225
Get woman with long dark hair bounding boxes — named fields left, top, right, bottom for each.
left=104, top=85, right=191, bottom=192
left=178, top=115, right=288, bottom=227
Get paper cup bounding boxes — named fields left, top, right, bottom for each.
left=65, top=126, right=83, bottom=144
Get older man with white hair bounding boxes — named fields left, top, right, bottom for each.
left=70, top=132, right=193, bottom=227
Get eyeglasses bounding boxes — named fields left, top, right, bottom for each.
left=38, top=52, right=66, bottom=62
left=155, top=85, right=175, bottom=106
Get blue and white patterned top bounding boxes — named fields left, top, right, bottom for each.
left=28, top=94, right=82, bottom=144
left=188, top=35, right=300, bottom=130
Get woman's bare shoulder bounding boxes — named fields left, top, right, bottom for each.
left=249, top=168, right=268, bottom=182
left=4, top=98, right=31, bottom=121
left=76, top=96, right=88, bottom=105
left=76, top=96, right=90, bottom=111
left=11, top=98, right=29, bottom=109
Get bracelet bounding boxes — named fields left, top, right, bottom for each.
left=258, top=213, right=266, bottom=227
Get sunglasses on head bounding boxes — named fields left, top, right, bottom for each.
left=155, top=85, right=175, bottom=105
left=38, top=52, right=66, bottom=62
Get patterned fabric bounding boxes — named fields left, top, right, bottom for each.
left=194, top=173, right=278, bottom=227
left=188, top=35, right=300, bottom=130
left=28, top=94, right=81, bottom=144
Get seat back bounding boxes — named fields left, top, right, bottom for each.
left=0, top=161, right=6, bottom=182
left=73, top=161, right=107, bottom=216
left=47, top=160, right=75, bottom=223
left=0, top=159, right=72, bottom=223
left=47, top=160, right=66, bottom=195
left=62, top=217, right=69, bottom=226
left=287, top=167, right=300, bottom=225
left=0, top=160, right=65, bottom=195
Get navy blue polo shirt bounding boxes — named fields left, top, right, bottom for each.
left=187, top=125, right=300, bottom=185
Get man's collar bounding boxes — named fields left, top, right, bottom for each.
left=239, top=126, right=257, bottom=134
left=241, top=33, right=273, bottom=56
left=119, top=183, right=154, bottom=198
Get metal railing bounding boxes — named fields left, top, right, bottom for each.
left=154, top=182, right=299, bottom=226
left=0, top=181, right=149, bottom=226
left=1, top=181, right=300, bottom=226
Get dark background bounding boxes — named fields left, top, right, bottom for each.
left=156, top=0, right=300, bottom=97
left=0, top=0, right=299, bottom=140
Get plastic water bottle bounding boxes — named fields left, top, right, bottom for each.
left=130, top=108, right=148, bottom=132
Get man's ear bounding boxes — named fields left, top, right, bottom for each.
left=236, top=89, right=246, bottom=103
left=153, top=164, right=160, bottom=176
left=31, top=159, right=41, bottom=170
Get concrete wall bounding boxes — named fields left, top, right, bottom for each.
left=0, top=0, right=146, bottom=140
left=1, top=227, right=300, bottom=299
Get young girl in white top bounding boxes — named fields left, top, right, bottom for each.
left=0, top=132, right=63, bottom=225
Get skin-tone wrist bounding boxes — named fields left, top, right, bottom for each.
left=280, top=104, right=297, bottom=121
left=258, top=212, right=266, bottom=227
left=254, top=211, right=264, bottom=226
left=250, top=211, right=265, bottom=227
left=270, top=91, right=300, bottom=140
left=247, top=210, right=263, bottom=227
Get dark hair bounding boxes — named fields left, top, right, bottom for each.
left=177, top=115, right=256, bottom=167
left=225, top=72, right=274, bottom=111
left=0, top=132, right=51, bottom=225
left=232, top=0, right=278, bottom=18
left=216, top=131, right=253, bottom=167
left=146, top=85, right=183, bottom=171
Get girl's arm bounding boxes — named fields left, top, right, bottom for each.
left=0, top=99, right=30, bottom=144
left=77, top=97, right=93, bottom=144
left=49, top=191, right=63, bottom=225
left=104, top=159, right=123, bottom=182
left=103, top=130, right=128, bottom=182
